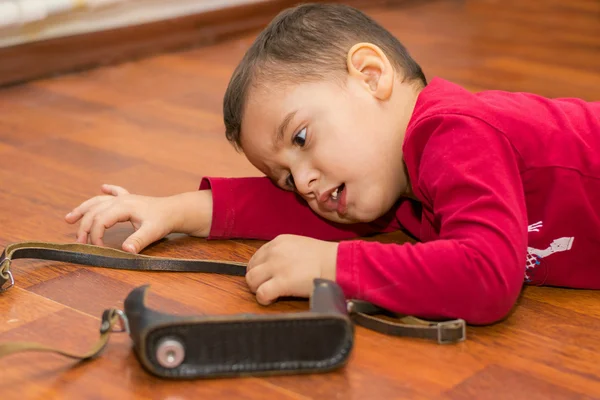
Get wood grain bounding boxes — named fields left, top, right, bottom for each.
left=0, top=0, right=599, bottom=399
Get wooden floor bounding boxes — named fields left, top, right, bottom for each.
left=1, top=0, right=599, bottom=399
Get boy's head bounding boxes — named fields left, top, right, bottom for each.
left=223, top=3, right=425, bottom=224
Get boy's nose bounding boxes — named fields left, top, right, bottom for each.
left=294, top=169, right=319, bottom=197
left=296, top=178, right=317, bottom=197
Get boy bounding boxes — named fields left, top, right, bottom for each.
left=65, top=3, right=600, bottom=325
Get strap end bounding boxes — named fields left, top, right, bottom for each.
left=100, top=309, right=130, bottom=335
left=436, top=319, right=467, bottom=344
left=0, top=269, right=14, bottom=293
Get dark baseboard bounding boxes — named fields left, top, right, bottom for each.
left=0, top=0, right=412, bottom=87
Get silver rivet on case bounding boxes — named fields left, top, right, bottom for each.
left=156, top=337, right=185, bottom=369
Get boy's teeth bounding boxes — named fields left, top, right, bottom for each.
left=331, top=188, right=339, bottom=200
left=331, top=184, right=344, bottom=200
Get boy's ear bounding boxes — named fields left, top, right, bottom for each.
left=346, top=43, right=394, bottom=100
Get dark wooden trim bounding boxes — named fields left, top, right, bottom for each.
left=0, top=0, right=412, bottom=87
left=0, top=0, right=299, bottom=87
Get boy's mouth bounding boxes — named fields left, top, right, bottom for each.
left=320, top=183, right=347, bottom=215
left=330, top=183, right=345, bottom=200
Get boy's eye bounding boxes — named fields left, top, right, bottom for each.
left=292, top=127, right=307, bottom=147
left=285, top=174, right=295, bottom=189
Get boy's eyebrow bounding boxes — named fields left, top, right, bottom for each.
left=274, top=110, right=298, bottom=147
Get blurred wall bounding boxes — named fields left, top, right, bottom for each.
left=0, top=0, right=264, bottom=48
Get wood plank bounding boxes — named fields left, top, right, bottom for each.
left=444, top=364, right=595, bottom=400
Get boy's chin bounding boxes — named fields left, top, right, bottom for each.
left=317, top=210, right=380, bottom=225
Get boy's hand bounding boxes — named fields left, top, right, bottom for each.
left=65, top=184, right=175, bottom=253
left=65, top=184, right=213, bottom=253
left=245, top=234, right=339, bottom=305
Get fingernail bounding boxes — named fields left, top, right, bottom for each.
left=65, top=212, right=72, bottom=218
left=124, top=244, right=135, bottom=252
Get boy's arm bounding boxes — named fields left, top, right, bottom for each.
left=199, top=176, right=422, bottom=241
left=336, top=115, right=527, bottom=325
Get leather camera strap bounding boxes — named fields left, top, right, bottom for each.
left=0, top=307, right=125, bottom=361
left=0, top=241, right=465, bottom=360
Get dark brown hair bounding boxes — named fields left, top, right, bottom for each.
left=223, top=3, right=426, bottom=151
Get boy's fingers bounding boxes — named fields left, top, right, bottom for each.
left=65, top=195, right=112, bottom=223
left=101, top=184, right=129, bottom=196
left=88, top=205, right=134, bottom=246
left=245, top=265, right=272, bottom=293
left=247, top=242, right=272, bottom=272
left=76, top=202, right=113, bottom=244
left=65, top=212, right=82, bottom=224
left=255, top=279, right=280, bottom=306
left=123, top=224, right=158, bottom=254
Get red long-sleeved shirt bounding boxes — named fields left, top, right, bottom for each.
left=199, top=78, right=600, bottom=324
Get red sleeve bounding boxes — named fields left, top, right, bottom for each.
left=199, top=176, right=421, bottom=241
left=336, top=115, right=528, bottom=325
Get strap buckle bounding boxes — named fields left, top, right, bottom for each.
left=0, top=270, right=14, bottom=293
left=436, top=319, right=466, bottom=344
left=100, top=309, right=130, bottom=334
